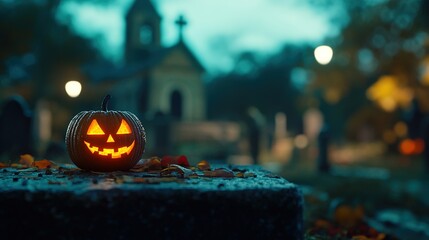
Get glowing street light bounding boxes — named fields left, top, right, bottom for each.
left=65, top=80, right=82, bottom=98
left=314, top=45, right=333, bottom=65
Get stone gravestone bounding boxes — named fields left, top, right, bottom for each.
left=0, top=96, right=33, bottom=159
left=421, top=116, right=429, bottom=172
left=317, top=124, right=331, bottom=173
left=151, top=111, right=172, bottom=156
left=304, top=108, right=323, bottom=141
left=405, top=98, right=423, bottom=139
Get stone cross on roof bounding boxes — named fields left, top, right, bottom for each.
left=175, top=15, right=187, bottom=42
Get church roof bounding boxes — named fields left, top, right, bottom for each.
left=169, top=41, right=205, bottom=72
left=84, top=41, right=205, bottom=83
left=126, top=0, right=161, bottom=20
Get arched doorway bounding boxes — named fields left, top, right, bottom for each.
left=170, top=90, right=183, bottom=119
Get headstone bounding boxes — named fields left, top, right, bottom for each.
left=246, top=107, right=265, bottom=164
left=33, top=100, right=51, bottom=155
left=421, top=116, right=429, bottom=172
left=317, top=124, right=331, bottom=173
left=304, top=108, right=323, bottom=141
left=274, top=112, right=287, bottom=139
left=405, top=98, right=423, bottom=139
left=0, top=96, right=33, bottom=159
left=272, top=112, right=292, bottom=163
left=151, top=111, right=172, bottom=155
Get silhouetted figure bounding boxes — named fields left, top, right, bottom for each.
left=152, top=111, right=171, bottom=156
left=0, top=96, right=33, bottom=159
left=422, top=117, right=429, bottom=172
left=248, top=119, right=260, bottom=164
left=317, top=124, right=331, bottom=173
left=405, top=98, right=424, bottom=139
left=245, top=109, right=263, bottom=164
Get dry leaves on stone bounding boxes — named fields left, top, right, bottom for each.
left=161, top=155, right=190, bottom=168
left=17, top=154, right=57, bottom=169
left=203, top=168, right=234, bottom=178
left=197, top=160, right=210, bottom=170
left=307, top=204, right=392, bottom=240
left=131, top=157, right=162, bottom=172
left=160, top=164, right=194, bottom=178
left=34, top=159, right=57, bottom=169
left=19, top=154, right=34, bottom=167
left=334, top=205, right=365, bottom=228
left=235, top=172, right=257, bottom=178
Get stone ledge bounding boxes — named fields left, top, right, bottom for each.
left=0, top=165, right=303, bottom=239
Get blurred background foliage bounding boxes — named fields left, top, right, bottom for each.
left=0, top=0, right=429, bottom=148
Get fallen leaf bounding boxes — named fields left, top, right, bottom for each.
left=11, top=163, right=26, bottom=169
left=133, top=177, right=148, bottom=183
left=19, top=154, right=34, bottom=167
left=314, top=219, right=331, bottom=229
left=161, top=155, right=190, bottom=168
left=235, top=172, right=244, bottom=178
left=160, top=164, right=193, bottom=178
left=34, top=159, right=56, bottom=169
left=131, top=157, right=162, bottom=172
left=334, top=205, right=365, bottom=228
left=197, top=160, right=210, bottom=170
left=0, top=162, right=8, bottom=168
left=204, top=168, right=234, bottom=178
left=244, top=172, right=256, bottom=178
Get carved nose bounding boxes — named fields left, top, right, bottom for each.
left=107, top=134, right=115, bottom=143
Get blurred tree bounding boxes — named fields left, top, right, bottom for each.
left=0, top=0, right=107, bottom=102
left=207, top=45, right=306, bottom=133
left=306, top=0, right=429, bottom=140
left=209, top=0, right=429, bottom=142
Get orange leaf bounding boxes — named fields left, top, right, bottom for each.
left=160, top=164, right=193, bottom=178
left=334, top=205, right=365, bottom=227
left=0, top=162, right=8, bottom=168
left=314, top=219, right=331, bottom=229
left=204, top=168, right=234, bottom=178
left=34, top=160, right=56, bottom=169
left=19, top=154, right=34, bottom=167
left=197, top=160, right=210, bottom=170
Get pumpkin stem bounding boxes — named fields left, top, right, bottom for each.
left=102, top=95, right=111, bottom=111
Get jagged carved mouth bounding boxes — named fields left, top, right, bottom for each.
left=84, top=141, right=135, bottom=159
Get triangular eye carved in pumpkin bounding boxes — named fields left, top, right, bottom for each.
left=116, top=119, right=132, bottom=135
left=87, top=119, right=105, bottom=135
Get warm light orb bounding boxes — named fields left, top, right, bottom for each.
left=294, top=134, right=309, bottom=149
left=314, top=45, right=333, bottom=65
left=65, top=80, right=82, bottom=98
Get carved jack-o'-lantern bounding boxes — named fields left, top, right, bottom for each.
left=65, top=95, right=146, bottom=171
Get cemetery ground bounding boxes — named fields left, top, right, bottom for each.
left=280, top=154, right=429, bottom=239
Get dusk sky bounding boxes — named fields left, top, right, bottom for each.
left=58, top=0, right=346, bottom=73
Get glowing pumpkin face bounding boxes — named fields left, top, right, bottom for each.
left=84, top=119, right=135, bottom=159
left=65, top=95, right=146, bottom=172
